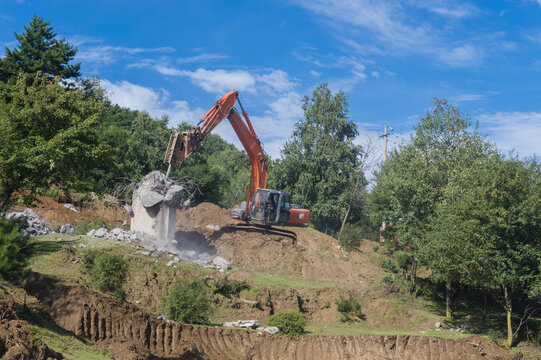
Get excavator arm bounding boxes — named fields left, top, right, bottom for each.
left=164, top=91, right=267, bottom=217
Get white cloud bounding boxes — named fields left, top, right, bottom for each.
left=76, top=45, right=174, bottom=66
left=178, top=53, right=229, bottom=64
left=310, top=70, right=321, bottom=77
left=438, top=44, right=482, bottom=67
left=156, top=66, right=257, bottom=93
left=450, top=93, right=484, bottom=102
left=101, top=79, right=205, bottom=128
left=256, top=70, right=297, bottom=94
left=477, top=111, right=541, bottom=157
left=155, top=66, right=299, bottom=97
left=101, top=79, right=167, bottom=112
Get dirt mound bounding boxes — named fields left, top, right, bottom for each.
left=177, top=203, right=384, bottom=289
left=10, top=195, right=130, bottom=230
left=0, top=288, right=63, bottom=360
left=25, top=274, right=516, bottom=360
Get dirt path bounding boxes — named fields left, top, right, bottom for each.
left=25, top=274, right=516, bottom=360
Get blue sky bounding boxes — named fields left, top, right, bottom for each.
left=2, top=0, right=541, bottom=163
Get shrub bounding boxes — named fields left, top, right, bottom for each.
left=267, top=311, right=307, bottom=338
left=396, top=251, right=412, bottom=271
left=85, top=250, right=128, bottom=295
left=74, top=217, right=109, bottom=235
left=487, top=328, right=504, bottom=343
left=335, top=296, right=363, bottom=322
left=166, top=277, right=211, bottom=325
left=338, top=223, right=362, bottom=251
left=373, top=245, right=380, bottom=253
left=0, top=217, right=30, bottom=281
left=213, top=276, right=250, bottom=298
left=380, top=259, right=398, bottom=273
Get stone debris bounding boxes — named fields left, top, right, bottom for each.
left=5, top=208, right=51, bottom=236
left=60, top=224, right=74, bottom=234
left=435, top=322, right=441, bottom=329
left=63, top=203, right=78, bottom=212
left=257, top=326, right=280, bottom=334
left=223, top=320, right=262, bottom=329
left=213, top=256, right=232, bottom=271
left=206, top=224, right=220, bottom=231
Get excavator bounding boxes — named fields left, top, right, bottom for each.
left=164, top=90, right=310, bottom=228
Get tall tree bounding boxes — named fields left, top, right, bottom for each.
left=0, top=73, right=112, bottom=211
left=372, top=98, right=493, bottom=295
left=272, top=83, right=364, bottom=233
left=0, top=15, right=80, bottom=85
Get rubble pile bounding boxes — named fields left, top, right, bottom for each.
left=5, top=208, right=51, bottom=236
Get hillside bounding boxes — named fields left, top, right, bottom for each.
left=1, top=198, right=526, bottom=359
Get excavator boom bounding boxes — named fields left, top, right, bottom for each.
left=164, top=91, right=309, bottom=227
left=164, top=91, right=267, bottom=218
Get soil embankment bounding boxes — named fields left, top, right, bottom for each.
left=26, top=274, right=515, bottom=360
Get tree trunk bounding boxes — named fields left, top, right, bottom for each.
left=409, top=260, right=417, bottom=294
left=445, top=282, right=453, bottom=320
left=338, top=203, right=351, bottom=240
left=482, top=292, right=487, bottom=327
left=504, top=286, right=513, bottom=347
left=0, top=189, right=13, bottom=213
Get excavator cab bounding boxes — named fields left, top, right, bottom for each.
left=241, top=189, right=309, bottom=227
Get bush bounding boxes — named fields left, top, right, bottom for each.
left=0, top=217, right=30, bottom=281
left=335, top=296, right=363, bottom=322
left=84, top=249, right=128, bottom=295
left=166, top=277, right=211, bottom=325
left=373, top=245, right=380, bottom=253
left=267, top=311, right=307, bottom=338
left=213, top=276, right=250, bottom=298
left=74, top=217, right=109, bottom=235
left=380, top=259, right=398, bottom=273
left=338, top=223, right=362, bottom=251
left=396, top=251, right=412, bottom=271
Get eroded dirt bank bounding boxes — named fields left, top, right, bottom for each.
left=25, top=274, right=515, bottom=360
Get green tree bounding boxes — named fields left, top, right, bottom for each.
left=372, top=98, right=493, bottom=297
left=443, top=155, right=541, bottom=347
left=0, top=73, right=111, bottom=211
left=0, top=15, right=80, bottom=85
left=0, top=217, right=30, bottom=281
left=272, top=83, right=364, bottom=233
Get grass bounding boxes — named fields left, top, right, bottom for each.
left=306, top=322, right=466, bottom=340
left=31, top=324, right=113, bottom=360
left=249, top=271, right=333, bottom=289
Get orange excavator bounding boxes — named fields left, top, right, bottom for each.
left=164, top=90, right=310, bottom=228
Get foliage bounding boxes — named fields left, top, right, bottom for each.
left=338, top=223, right=362, bottom=251
left=0, top=15, right=80, bottom=85
left=84, top=249, right=127, bottom=296
left=0, top=73, right=112, bottom=212
left=213, top=276, right=250, bottom=298
left=395, top=251, right=412, bottom=271
left=165, top=277, right=211, bottom=325
left=267, top=311, right=307, bottom=337
left=0, top=217, right=30, bottom=281
left=74, top=217, right=109, bottom=235
left=335, top=296, right=363, bottom=322
left=380, top=259, right=398, bottom=274
left=272, top=83, right=365, bottom=232
left=373, top=245, right=380, bottom=253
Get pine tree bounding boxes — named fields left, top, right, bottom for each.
left=0, top=15, right=80, bottom=84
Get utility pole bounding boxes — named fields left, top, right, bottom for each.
left=379, top=125, right=393, bottom=242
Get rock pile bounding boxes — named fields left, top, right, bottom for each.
left=223, top=320, right=279, bottom=334
left=86, top=227, right=228, bottom=269
left=5, top=209, right=51, bottom=236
